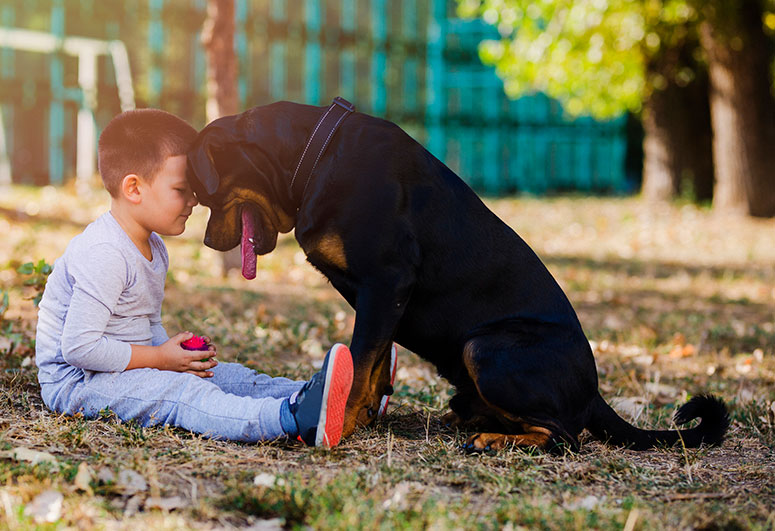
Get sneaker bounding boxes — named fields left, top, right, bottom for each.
left=377, top=344, right=398, bottom=417
left=290, top=343, right=354, bottom=447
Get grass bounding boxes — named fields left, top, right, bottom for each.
left=0, top=183, right=774, bottom=529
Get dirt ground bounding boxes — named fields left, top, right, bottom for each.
left=0, top=184, right=773, bottom=529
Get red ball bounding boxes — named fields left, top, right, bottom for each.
left=181, top=335, right=208, bottom=351
left=181, top=335, right=211, bottom=362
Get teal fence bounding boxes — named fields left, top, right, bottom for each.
left=0, top=0, right=629, bottom=194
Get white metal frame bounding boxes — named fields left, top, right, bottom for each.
left=0, top=27, right=135, bottom=186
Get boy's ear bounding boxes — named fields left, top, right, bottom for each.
left=120, top=174, right=143, bottom=204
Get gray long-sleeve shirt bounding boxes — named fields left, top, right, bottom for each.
left=35, top=211, right=169, bottom=384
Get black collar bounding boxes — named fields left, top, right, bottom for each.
left=290, top=97, right=355, bottom=207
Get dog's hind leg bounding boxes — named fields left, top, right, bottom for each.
left=459, top=331, right=587, bottom=452
left=443, top=381, right=506, bottom=431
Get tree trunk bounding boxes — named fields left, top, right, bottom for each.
left=641, top=50, right=714, bottom=203
left=202, top=0, right=241, bottom=274
left=202, top=0, right=238, bottom=122
left=700, top=0, right=775, bottom=217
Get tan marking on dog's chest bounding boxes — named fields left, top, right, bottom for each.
left=307, top=233, right=348, bottom=270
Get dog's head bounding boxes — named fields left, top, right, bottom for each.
left=187, top=116, right=296, bottom=279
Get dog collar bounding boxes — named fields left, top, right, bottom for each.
left=290, top=97, right=355, bottom=207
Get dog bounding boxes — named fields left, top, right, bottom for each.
left=186, top=100, right=729, bottom=452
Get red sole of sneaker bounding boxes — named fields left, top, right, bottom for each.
left=317, top=344, right=354, bottom=447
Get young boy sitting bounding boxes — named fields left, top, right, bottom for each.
left=35, top=109, right=354, bottom=447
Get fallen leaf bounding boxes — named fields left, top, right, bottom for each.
left=117, top=469, right=147, bottom=495
left=669, top=344, right=696, bottom=359
left=382, top=481, right=423, bottom=511
left=609, top=396, right=647, bottom=421
left=633, top=354, right=655, bottom=366
left=73, top=462, right=94, bottom=493
left=124, top=494, right=143, bottom=517
left=644, top=382, right=679, bottom=398
left=96, top=467, right=116, bottom=484
left=253, top=473, right=277, bottom=488
left=144, top=496, right=186, bottom=511
left=244, top=518, right=285, bottom=531
left=24, top=490, right=63, bottom=523
left=564, top=494, right=602, bottom=511
left=1, top=447, right=59, bottom=469
left=735, top=358, right=753, bottom=375
left=300, top=338, right=324, bottom=359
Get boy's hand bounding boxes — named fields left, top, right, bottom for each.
left=159, top=332, right=218, bottom=377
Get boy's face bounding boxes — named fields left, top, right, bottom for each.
left=138, top=155, right=198, bottom=236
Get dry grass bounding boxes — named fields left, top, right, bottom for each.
left=0, top=183, right=774, bottom=529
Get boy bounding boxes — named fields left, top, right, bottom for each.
left=35, top=108, right=353, bottom=447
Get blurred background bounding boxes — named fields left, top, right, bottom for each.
left=0, top=0, right=774, bottom=217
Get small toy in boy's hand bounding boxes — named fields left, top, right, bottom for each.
left=181, top=335, right=212, bottom=362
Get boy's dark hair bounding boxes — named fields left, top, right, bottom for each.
left=98, top=108, right=197, bottom=197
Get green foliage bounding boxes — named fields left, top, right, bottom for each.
left=0, top=290, right=8, bottom=321
left=0, top=289, right=27, bottom=362
left=455, top=0, right=706, bottom=118
left=16, top=259, right=52, bottom=308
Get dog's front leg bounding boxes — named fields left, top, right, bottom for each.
left=342, top=278, right=413, bottom=438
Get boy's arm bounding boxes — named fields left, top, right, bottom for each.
left=61, top=244, right=216, bottom=376
left=126, top=332, right=216, bottom=377
left=60, top=244, right=133, bottom=372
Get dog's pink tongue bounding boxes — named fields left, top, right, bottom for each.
left=241, top=209, right=257, bottom=280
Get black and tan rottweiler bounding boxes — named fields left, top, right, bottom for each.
left=186, top=100, right=728, bottom=452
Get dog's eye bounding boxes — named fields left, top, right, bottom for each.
left=367, top=407, right=375, bottom=418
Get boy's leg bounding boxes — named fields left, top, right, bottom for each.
left=43, top=344, right=354, bottom=447
left=54, top=368, right=289, bottom=442
left=207, top=362, right=304, bottom=400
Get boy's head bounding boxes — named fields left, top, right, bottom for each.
left=98, top=108, right=197, bottom=197
left=100, top=109, right=199, bottom=237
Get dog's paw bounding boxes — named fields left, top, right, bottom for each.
left=462, top=432, right=508, bottom=453
left=441, top=411, right=464, bottom=428
left=462, top=430, right=553, bottom=453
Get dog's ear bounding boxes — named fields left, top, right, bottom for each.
left=187, top=127, right=230, bottom=197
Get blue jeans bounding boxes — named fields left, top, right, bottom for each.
left=40, top=362, right=305, bottom=442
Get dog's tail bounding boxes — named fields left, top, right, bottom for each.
left=586, top=393, right=729, bottom=450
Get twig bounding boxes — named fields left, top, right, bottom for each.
left=387, top=428, right=393, bottom=468
left=665, top=492, right=727, bottom=501
left=175, top=470, right=198, bottom=504
left=623, top=508, right=639, bottom=531
left=673, top=420, right=692, bottom=483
